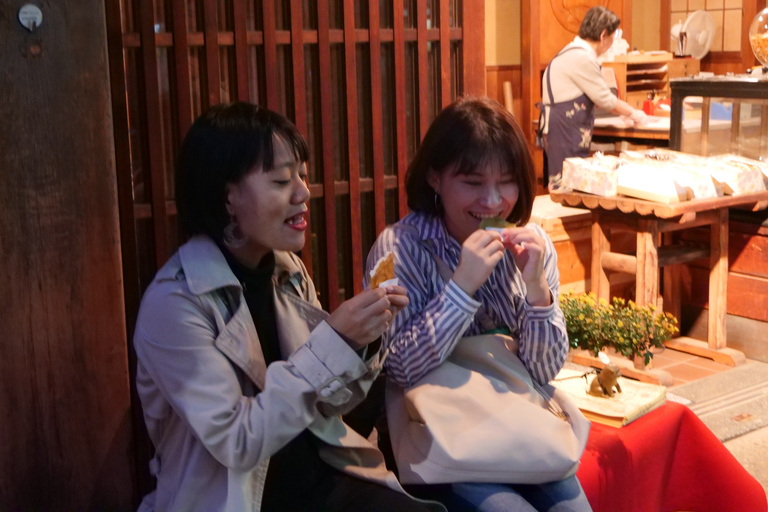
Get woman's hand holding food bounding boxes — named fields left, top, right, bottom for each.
left=453, top=230, right=505, bottom=296
left=328, top=288, right=394, bottom=349
left=384, top=285, right=410, bottom=315
left=501, top=227, right=551, bottom=307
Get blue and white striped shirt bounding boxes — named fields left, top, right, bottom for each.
left=365, top=212, right=568, bottom=388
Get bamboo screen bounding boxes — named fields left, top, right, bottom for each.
left=107, top=0, right=485, bottom=315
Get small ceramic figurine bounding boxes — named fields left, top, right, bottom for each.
left=588, top=363, right=622, bottom=397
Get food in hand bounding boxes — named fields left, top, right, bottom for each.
left=479, top=217, right=512, bottom=232
left=370, top=252, right=397, bottom=289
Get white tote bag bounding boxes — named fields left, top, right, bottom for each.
left=386, top=332, right=590, bottom=485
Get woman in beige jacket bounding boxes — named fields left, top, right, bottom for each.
left=133, top=102, right=442, bottom=512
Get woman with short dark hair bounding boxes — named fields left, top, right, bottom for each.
left=133, top=102, right=440, bottom=512
left=541, top=5, right=646, bottom=187
left=366, top=96, right=593, bottom=511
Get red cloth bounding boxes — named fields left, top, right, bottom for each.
left=577, top=401, right=767, bottom=512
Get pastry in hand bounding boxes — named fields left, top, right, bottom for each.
left=369, top=252, right=398, bottom=289
left=479, top=216, right=512, bottom=233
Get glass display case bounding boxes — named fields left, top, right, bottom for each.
left=669, top=76, right=768, bottom=160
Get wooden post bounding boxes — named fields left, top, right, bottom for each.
left=591, top=212, right=610, bottom=301
left=709, top=208, right=729, bottom=349
left=0, top=0, right=133, bottom=509
left=662, top=232, right=682, bottom=325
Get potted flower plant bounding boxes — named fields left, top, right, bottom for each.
left=559, top=292, right=679, bottom=369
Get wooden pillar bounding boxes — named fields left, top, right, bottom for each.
left=636, top=219, right=660, bottom=308
left=463, top=0, right=486, bottom=96
left=0, top=1, right=134, bottom=510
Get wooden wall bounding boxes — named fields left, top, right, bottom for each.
left=485, top=63, right=548, bottom=191
left=108, top=0, right=488, bottom=503
left=0, top=2, right=134, bottom=511
left=660, top=0, right=761, bottom=76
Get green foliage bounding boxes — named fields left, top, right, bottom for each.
left=559, top=292, right=679, bottom=365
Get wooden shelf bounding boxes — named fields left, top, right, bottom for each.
left=603, top=54, right=699, bottom=110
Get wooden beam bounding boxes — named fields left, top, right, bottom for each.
left=290, top=0, right=313, bottom=277
left=344, top=0, right=364, bottom=295
left=368, top=0, right=387, bottom=234
left=202, top=0, right=221, bottom=106
left=521, top=0, right=540, bottom=147
left=318, top=0, right=340, bottom=310
left=462, top=0, right=485, bottom=95
left=601, top=252, right=637, bottom=274
left=439, top=0, right=451, bottom=108
left=393, top=0, right=409, bottom=218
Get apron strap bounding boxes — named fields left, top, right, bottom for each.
left=544, top=46, right=584, bottom=105
left=540, top=46, right=586, bottom=143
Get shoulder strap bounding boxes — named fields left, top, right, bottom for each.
left=544, top=46, right=586, bottom=104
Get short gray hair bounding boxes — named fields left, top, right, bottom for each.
left=578, top=6, right=620, bottom=42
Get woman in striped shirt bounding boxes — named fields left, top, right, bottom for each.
left=365, top=97, right=592, bottom=512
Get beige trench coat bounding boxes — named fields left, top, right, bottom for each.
left=134, top=236, right=443, bottom=512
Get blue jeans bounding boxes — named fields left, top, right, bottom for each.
left=450, top=476, right=592, bottom=512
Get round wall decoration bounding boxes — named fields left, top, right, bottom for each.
left=550, top=0, right=611, bottom=34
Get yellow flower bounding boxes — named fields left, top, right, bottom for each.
left=617, top=321, right=624, bottom=328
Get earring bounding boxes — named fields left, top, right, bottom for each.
left=223, top=216, right=248, bottom=248
left=434, top=193, right=442, bottom=212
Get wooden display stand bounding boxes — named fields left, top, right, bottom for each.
left=550, top=189, right=768, bottom=369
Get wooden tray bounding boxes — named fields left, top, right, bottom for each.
left=549, top=188, right=768, bottom=220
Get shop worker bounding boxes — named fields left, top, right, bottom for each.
left=133, top=102, right=442, bottom=512
left=540, top=6, right=647, bottom=187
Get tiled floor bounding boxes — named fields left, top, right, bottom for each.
left=648, top=345, right=738, bottom=388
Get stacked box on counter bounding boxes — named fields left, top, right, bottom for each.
left=619, top=151, right=720, bottom=201
left=562, top=155, right=619, bottom=197
left=707, top=154, right=768, bottom=194
left=615, top=162, right=687, bottom=204
left=625, top=149, right=766, bottom=196
left=560, top=149, right=766, bottom=203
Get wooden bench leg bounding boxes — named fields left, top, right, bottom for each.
left=636, top=219, right=659, bottom=309
left=664, top=208, right=746, bottom=366
left=662, top=232, right=682, bottom=323
left=709, top=208, right=728, bottom=350
left=591, top=213, right=610, bottom=302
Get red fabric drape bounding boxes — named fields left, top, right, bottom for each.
left=578, top=401, right=767, bottom=512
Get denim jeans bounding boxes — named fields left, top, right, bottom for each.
left=449, top=475, right=592, bottom=512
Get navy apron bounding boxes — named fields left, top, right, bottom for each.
left=542, top=46, right=596, bottom=183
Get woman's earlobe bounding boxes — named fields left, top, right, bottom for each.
left=426, top=169, right=440, bottom=192
left=223, top=184, right=236, bottom=215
